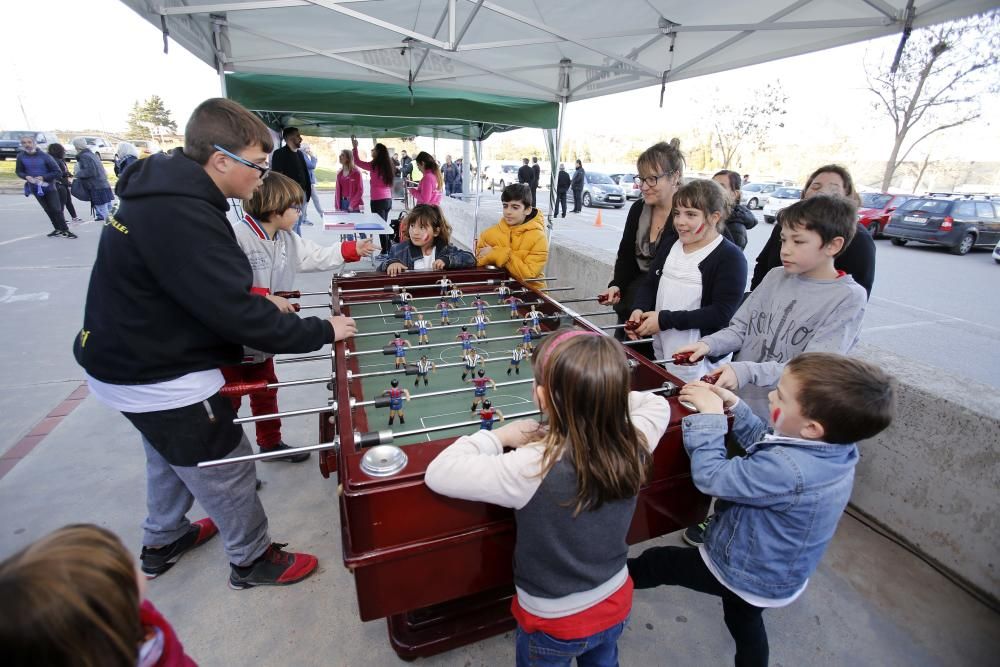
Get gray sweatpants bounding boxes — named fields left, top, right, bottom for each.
left=141, top=434, right=269, bottom=567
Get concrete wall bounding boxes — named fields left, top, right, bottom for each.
left=440, top=196, right=1000, bottom=603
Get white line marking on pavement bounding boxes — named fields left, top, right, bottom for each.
left=870, top=296, right=1000, bottom=334
left=863, top=319, right=961, bottom=333
left=0, top=234, right=44, bottom=246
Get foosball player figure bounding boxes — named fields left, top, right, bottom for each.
left=471, top=313, right=491, bottom=339
left=504, top=295, right=524, bottom=319
left=471, top=294, right=489, bottom=314
left=494, top=283, right=512, bottom=302
left=477, top=399, right=504, bottom=431
left=523, top=305, right=543, bottom=334
left=448, top=286, right=464, bottom=305
left=383, top=379, right=410, bottom=425
left=399, top=302, right=417, bottom=329
left=436, top=276, right=453, bottom=295
left=467, top=368, right=497, bottom=412
left=455, top=326, right=475, bottom=359
left=516, top=324, right=535, bottom=352
left=415, top=355, right=436, bottom=387
left=461, top=351, right=485, bottom=381
left=397, top=288, right=414, bottom=304
left=436, top=297, right=452, bottom=324
left=414, top=316, right=431, bottom=344
left=508, top=344, right=527, bottom=375
left=389, top=333, right=411, bottom=368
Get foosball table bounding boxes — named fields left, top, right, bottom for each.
left=206, top=267, right=711, bottom=660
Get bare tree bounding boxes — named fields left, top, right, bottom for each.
left=711, top=82, right=787, bottom=169
left=866, top=10, right=1000, bottom=192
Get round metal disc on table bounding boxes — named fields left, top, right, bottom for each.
left=360, top=444, right=408, bottom=477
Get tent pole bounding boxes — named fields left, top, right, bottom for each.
left=462, top=139, right=471, bottom=197
left=473, top=138, right=483, bottom=249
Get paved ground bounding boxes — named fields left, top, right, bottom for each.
left=1, top=194, right=997, bottom=666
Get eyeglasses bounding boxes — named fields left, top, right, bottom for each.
left=634, top=173, right=673, bottom=188
left=213, top=144, right=270, bottom=179
left=290, top=204, right=303, bottom=214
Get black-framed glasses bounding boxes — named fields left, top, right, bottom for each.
left=213, top=144, right=270, bottom=179
left=634, top=173, right=671, bottom=188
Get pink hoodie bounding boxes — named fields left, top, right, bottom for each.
left=335, top=169, right=363, bottom=211
left=410, top=170, right=442, bottom=205
left=352, top=147, right=392, bottom=201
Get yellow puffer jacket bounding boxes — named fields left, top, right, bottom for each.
left=476, top=208, right=548, bottom=283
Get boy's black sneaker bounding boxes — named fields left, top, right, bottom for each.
left=682, top=515, right=714, bottom=547
left=259, top=442, right=310, bottom=463
left=61, top=230, right=78, bottom=239
left=229, top=543, right=318, bottom=590
left=46, top=230, right=61, bottom=237
left=140, top=518, right=218, bottom=578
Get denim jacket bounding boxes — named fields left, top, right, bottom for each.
left=377, top=239, right=475, bottom=272
left=681, top=400, right=858, bottom=600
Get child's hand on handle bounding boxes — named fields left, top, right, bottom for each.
left=328, top=315, right=358, bottom=341
left=264, top=294, right=297, bottom=314
left=356, top=238, right=376, bottom=257
left=703, top=364, right=739, bottom=390
left=679, top=382, right=725, bottom=415
left=624, top=310, right=643, bottom=340
left=432, top=259, right=446, bottom=270
left=476, top=244, right=493, bottom=260
left=491, top=419, right=545, bottom=449
left=673, top=341, right=710, bottom=363
left=597, top=286, right=621, bottom=305
left=386, top=262, right=406, bottom=277
left=634, top=311, right=660, bottom=338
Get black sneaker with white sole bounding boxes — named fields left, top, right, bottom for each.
left=140, top=518, right=219, bottom=578
left=47, top=230, right=61, bottom=237
left=61, top=230, right=78, bottom=239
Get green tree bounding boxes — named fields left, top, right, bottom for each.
left=866, top=10, right=1000, bottom=191
left=127, top=95, right=178, bottom=138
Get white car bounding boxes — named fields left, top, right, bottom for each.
left=993, top=239, right=1000, bottom=264
left=741, top=182, right=779, bottom=209
left=762, top=187, right=802, bottom=223
left=65, top=136, right=116, bottom=162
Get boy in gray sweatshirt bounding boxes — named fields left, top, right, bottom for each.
left=676, top=195, right=867, bottom=421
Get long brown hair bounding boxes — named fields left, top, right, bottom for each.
left=0, top=524, right=143, bottom=667
left=532, top=332, right=649, bottom=515
left=405, top=204, right=453, bottom=245
left=415, top=151, right=445, bottom=189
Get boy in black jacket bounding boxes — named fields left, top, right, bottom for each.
left=73, top=98, right=357, bottom=590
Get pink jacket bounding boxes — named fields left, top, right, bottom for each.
left=410, top=170, right=442, bottom=205
left=335, top=169, right=364, bottom=211
left=352, top=148, right=392, bottom=201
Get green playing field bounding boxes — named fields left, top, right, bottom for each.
left=343, top=294, right=550, bottom=447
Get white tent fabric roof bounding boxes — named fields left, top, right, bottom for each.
left=124, top=1, right=994, bottom=103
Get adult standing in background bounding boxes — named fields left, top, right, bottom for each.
left=555, top=163, right=571, bottom=218
left=750, top=164, right=875, bottom=298
left=453, top=158, right=464, bottom=197
left=352, top=135, right=396, bottom=253
left=530, top=156, right=541, bottom=208
left=392, top=151, right=401, bottom=177
left=712, top=170, right=757, bottom=250
left=408, top=152, right=443, bottom=206
left=570, top=160, right=585, bottom=213
left=517, top=158, right=532, bottom=194
left=400, top=150, right=413, bottom=181
left=270, top=127, right=312, bottom=235
left=443, top=155, right=459, bottom=197
left=47, top=142, right=82, bottom=224
left=335, top=149, right=363, bottom=212
left=73, top=137, right=115, bottom=223
left=16, top=135, right=73, bottom=237
left=114, top=142, right=139, bottom=178
left=302, top=142, right=324, bottom=221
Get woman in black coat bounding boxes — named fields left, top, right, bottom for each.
left=712, top=170, right=756, bottom=250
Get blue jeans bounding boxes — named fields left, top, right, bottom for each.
left=293, top=209, right=303, bottom=236
left=95, top=201, right=112, bottom=220
left=515, top=618, right=628, bottom=667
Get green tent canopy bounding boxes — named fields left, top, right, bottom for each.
left=225, top=72, right=558, bottom=140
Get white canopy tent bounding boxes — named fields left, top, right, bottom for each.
left=121, top=0, right=993, bottom=220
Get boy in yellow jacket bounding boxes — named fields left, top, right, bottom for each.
left=476, top=183, right=548, bottom=283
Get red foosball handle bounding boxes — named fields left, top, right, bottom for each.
left=291, top=303, right=300, bottom=312
left=274, top=290, right=301, bottom=299
left=220, top=381, right=269, bottom=396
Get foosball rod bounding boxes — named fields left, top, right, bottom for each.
left=350, top=332, right=548, bottom=358
left=354, top=311, right=547, bottom=339
left=310, top=287, right=575, bottom=315
left=351, top=353, right=529, bottom=380
left=232, top=378, right=534, bottom=424
left=337, top=275, right=558, bottom=295
left=198, top=385, right=679, bottom=468
left=345, top=286, right=541, bottom=307
left=340, top=296, right=549, bottom=319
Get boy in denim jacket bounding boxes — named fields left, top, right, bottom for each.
left=628, top=352, right=895, bottom=667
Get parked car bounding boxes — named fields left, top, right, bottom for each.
left=994, top=239, right=1000, bottom=264
left=65, top=136, right=116, bottom=162
left=741, top=182, right=780, bottom=209
left=0, top=130, right=60, bottom=160
left=610, top=173, right=641, bottom=199
left=568, top=172, right=625, bottom=208
left=487, top=163, right=520, bottom=190
left=130, top=139, right=163, bottom=156
left=882, top=195, right=1000, bottom=255
left=762, top=187, right=802, bottom=223
left=857, top=193, right=913, bottom=237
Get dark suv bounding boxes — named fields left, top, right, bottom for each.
left=883, top=195, right=1000, bottom=255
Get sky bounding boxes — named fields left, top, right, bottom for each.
left=2, top=0, right=997, bottom=162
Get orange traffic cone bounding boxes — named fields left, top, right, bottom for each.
left=593, top=210, right=603, bottom=228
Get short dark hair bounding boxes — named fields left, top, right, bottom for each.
left=47, top=143, right=66, bottom=160
left=406, top=204, right=453, bottom=245
left=501, top=183, right=532, bottom=207
left=282, top=126, right=300, bottom=139
left=713, top=169, right=742, bottom=194
left=779, top=195, right=857, bottom=256
left=673, top=179, right=731, bottom=228
left=637, top=139, right=685, bottom=180
left=786, top=353, right=895, bottom=444
left=803, top=164, right=861, bottom=205
left=184, top=98, right=274, bottom=165
left=243, top=172, right=305, bottom=221
left=522, top=158, right=529, bottom=164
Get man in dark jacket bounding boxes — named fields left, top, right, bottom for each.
left=15, top=135, right=72, bottom=238
left=270, top=127, right=311, bottom=233
left=73, top=98, right=358, bottom=590
left=555, top=164, right=571, bottom=218
left=571, top=160, right=585, bottom=213
left=530, top=156, right=541, bottom=207
left=400, top=150, right=413, bottom=180
left=517, top=157, right=533, bottom=201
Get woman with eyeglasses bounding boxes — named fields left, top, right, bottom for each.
left=597, top=140, right=685, bottom=356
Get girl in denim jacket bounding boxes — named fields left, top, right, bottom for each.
left=628, top=352, right=895, bottom=667
left=378, top=205, right=475, bottom=276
